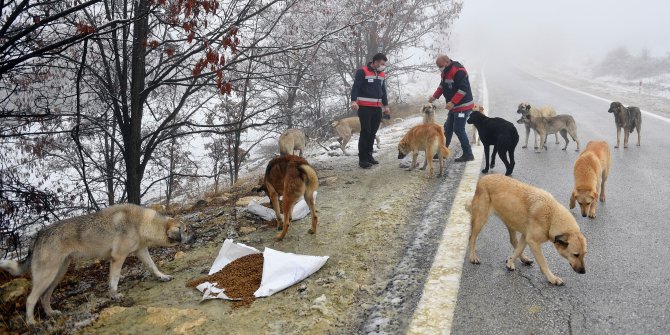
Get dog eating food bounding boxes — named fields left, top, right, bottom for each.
left=187, top=253, right=264, bottom=308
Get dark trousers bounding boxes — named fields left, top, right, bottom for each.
left=357, top=106, right=382, bottom=160
left=444, top=110, right=473, bottom=156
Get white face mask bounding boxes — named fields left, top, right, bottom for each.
left=439, top=66, right=446, bottom=72
left=376, top=65, right=386, bottom=71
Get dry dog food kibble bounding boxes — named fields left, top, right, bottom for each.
left=187, top=253, right=263, bottom=307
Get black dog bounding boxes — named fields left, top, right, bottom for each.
left=467, top=111, right=519, bottom=176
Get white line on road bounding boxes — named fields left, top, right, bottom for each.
left=406, top=70, right=489, bottom=335
left=531, top=74, right=670, bottom=124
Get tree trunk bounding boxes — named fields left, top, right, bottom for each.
left=125, top=0, right=150, bottom=204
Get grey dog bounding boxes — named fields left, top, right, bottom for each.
left=0, top=204, right=194, bottom=324
left=608, top=101, right=641, bottom=148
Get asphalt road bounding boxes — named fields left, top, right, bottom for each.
left=450, top=67, right=670, bottom=335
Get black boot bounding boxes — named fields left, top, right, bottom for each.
left=454, top=154, right=474, bottom=162
left=359, top=159, right=373, bottom=169
left=368, top=154, right=379, bottom=165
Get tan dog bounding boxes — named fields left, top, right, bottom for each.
left=467, top=175, right=587, bottom=285
left=516, top=102, right=559, bottom=149
left=0, top=204, right=195, bottom=324
left=259, top=155, right=319, bottom=240
left=471, top=104, right=485, bottom=145
left=331, top=117, right=389, bottom=155
left=397, top=123, right=450, bottom=178
left=421, top=103, right=438, bottom=124
left=570, top=141, right=611, bottom=218
left=278, top=128, right=306, bottom=156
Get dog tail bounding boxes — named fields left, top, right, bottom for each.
left=439, top=144, right=450, bottom=158
left=297, top=163, right=319, bottom=189
left=0, top=253, right=31, bottom=277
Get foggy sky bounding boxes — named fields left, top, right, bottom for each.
left=449, top=0, right=670, bottom=67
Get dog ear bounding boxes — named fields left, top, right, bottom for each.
left=525, top=104, right=531, bottom=111
left=554, top=234, right=570, bottom=247
left=569, top=192, right=576, bottom=209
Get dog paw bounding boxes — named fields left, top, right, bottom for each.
left=274, top=233, right=285, bottom=241
left=600, top=195, right=606, bottom=202
left=533, top=146, right=538, bottom=149
left=505, top=259, right=516, bottom=271
left=505, top=172, right=513, bottom=176
left=520, top=257, right=534, bottom=266
left=614, top=145, right=619, bottom=149
left=548, top=276, right=564, bottom=286
left=469, top=255, right=480, bottom=264
left=522, top=146, right=527, bottom=149
left=158, top=274, right=173, bottom=282
left=419, top=166, right=426, bottom=171
left=481, top=168, right=489, bottom=173
left=308, top=229, right=315, bottom=234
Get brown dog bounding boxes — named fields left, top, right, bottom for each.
left=260, top=155, right=319, bottom=240
left=397, top=123, right=450, bottom=178
left=467, top=175, right=587, bottom=285
left=570, top=141, right=611, bottom=218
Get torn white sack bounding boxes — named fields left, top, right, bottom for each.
left=246, top=192, right=317, bottom=222
left=195, top=239, right=329, bottom=301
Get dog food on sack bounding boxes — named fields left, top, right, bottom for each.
left=187, top=253, right=263, bottom=307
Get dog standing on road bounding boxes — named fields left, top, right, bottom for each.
left=258, top=155, right=319, bottom=240
left=466, top=110, right=519, bottom=176
left=467, top=175, right=587, bottom=285
left=517, top=112, right=580, bottom=152
left=278, top=128, right=306, bottom=156
left=570, top=141, right=612, bottom=218
left=608, top=101, right=642, bottom=148
left=516, top=103, right=559, bottom=149
left=397, top=123, right=450, bottom=178
left=0, top=204, right=195, bottom=324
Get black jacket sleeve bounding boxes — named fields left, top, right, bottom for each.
left=350, top=69, right=365, bottom=102
left=381, top=79, right=388, bottom=106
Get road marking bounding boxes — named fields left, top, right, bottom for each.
left=406, top=71, right=488, bottom=335
left=531, top=74, right=670, bottom=124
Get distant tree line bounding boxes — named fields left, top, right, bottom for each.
left=593, top=47, right=670, bottom=79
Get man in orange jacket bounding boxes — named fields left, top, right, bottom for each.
left=350, top=53, right=392, bottom=169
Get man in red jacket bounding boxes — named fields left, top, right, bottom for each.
left=350, top=53, right=392, bottom=168
left=429, top=54, right=475, bottom=162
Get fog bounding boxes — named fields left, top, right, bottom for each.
left=449, top=0, right=670, bottom=68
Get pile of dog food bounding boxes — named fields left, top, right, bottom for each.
left=187, top=253, right=264, bottom=307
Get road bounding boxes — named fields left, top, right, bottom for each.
left=449, top=67, right=670, bottom=334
